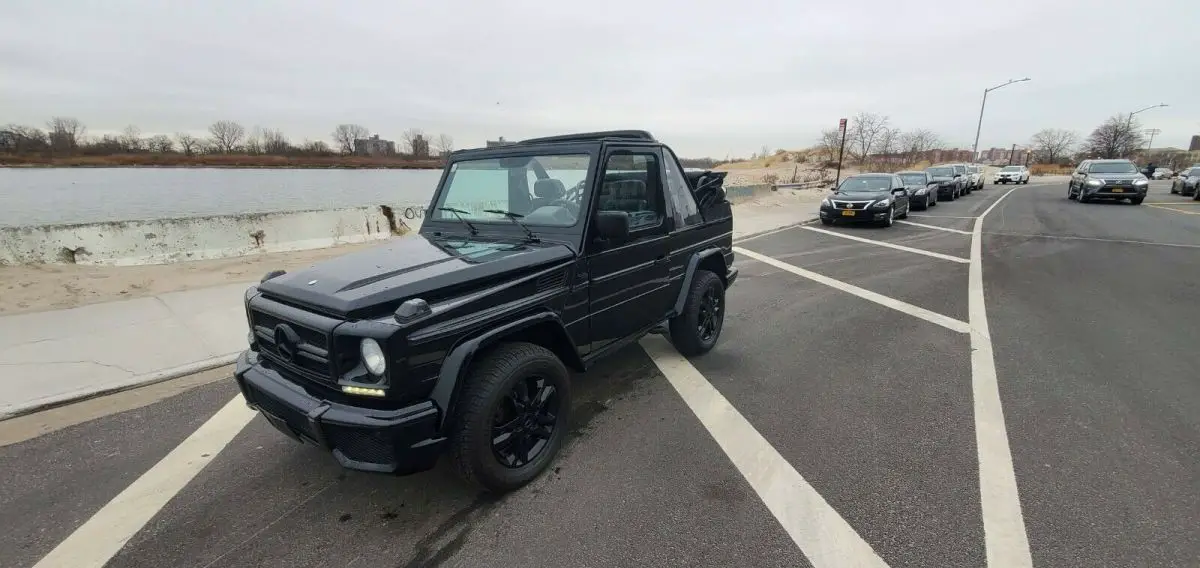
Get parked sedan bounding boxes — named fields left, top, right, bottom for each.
left=993, top=165, right=1030, bottom=184
left=897, top=170, right=938, bottom=210
left=925, top=165, right=964, bottom=200
left=819, top=174, right=911, bottom=227
left=965, top=165, right=985, bottom=190
left=1170, top=167, right=1199, bottom=197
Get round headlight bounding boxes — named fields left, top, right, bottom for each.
left=360, top=338, right=386, bottom=376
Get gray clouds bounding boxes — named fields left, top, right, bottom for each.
left=2, top=0, right=1196, bottom=157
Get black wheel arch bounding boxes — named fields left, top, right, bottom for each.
left=672, top=248, right=729, bottom=317
left=431, top=311, right=582, bottom=429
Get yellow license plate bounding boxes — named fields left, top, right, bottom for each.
left=841, top=210, right=856, bottom=216
left=1111, top=188, right=1124, bottom=193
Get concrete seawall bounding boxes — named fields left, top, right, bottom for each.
left=0, top=204, right=431, bottom=266
left=2, top=184, right=779, bottom=267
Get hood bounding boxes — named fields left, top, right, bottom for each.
left=257, top=235, right=575, bottom=318
left=832, top=190, right=890, bottom=201
left=929, top=175, right=956, bottom=182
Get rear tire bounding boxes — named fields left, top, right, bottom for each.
left=670, top=270, right=725, bottom=357
left=449, top=342, right=571, bottom=494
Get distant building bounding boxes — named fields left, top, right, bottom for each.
left=486, top=136, right=514, bottom=148
left=1190, top=135, right=1200, bottom=152
left=410, top=134, right=430, bottom=158
left=353, top=134, right=396, bottom=157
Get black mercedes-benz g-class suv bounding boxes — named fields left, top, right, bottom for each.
left=234, top=130, right=738, bottom=493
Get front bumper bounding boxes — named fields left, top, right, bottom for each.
left=819, top=205, right=890, bottom=222
left=934, top=184, right=957, bottom=196
left=994, top=176, right=1020, bottom=183
left=234, top=351, right=446, bottom=475
left=1079, top=185, right=1147, bottom=199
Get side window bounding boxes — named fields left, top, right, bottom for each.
left=662, top=148, right=702, bottom=227
left=597, top=152, right=664, bottom=232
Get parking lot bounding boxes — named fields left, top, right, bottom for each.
left=2, top=179, right=1198, bottom=568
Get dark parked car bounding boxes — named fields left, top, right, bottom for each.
left=235, top=130, right=738, bottom=493
left=1170, top=167, right=1200, bottom=197
left=896, top=170, right=938, bottom=210
left=819, top=173, right=911, bottom=226
left=925, top=165, right=965, bottom=201
left=1068, top=159, right=1149, bottom=204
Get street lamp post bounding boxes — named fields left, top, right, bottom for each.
left=971, top=78, right=1031, bottom=161
left=1125, top=103, right=1167, bottom=131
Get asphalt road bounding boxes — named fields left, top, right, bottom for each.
left=2, top=179, right=1197, bottom=568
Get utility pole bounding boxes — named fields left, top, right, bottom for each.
left=971, top=77, right=1031, bottom=160
left=1008, top=143, right=1016, bottom=166
left=1144, top=128, right=1161, bottom=152
left=834, top=118, right=848, bottom=188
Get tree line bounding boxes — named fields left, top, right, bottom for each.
left=1023, top=115, right=1191, bottom=169
left=813, top=112, right=947, bottom=168
left=0, top=117, right=455, bottom=159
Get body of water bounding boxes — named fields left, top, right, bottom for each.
left=0, top=168, right=446, bottom=226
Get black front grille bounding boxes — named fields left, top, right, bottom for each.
left=832, top=201, right=870, bottom=210
left=251, top=308, right=335, bottom=381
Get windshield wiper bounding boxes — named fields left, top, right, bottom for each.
left=437, top=207, right=479, bottom=236
left=483, top=209, right=540, bottom=242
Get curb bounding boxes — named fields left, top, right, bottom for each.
left=0, top=352, right=241, bottom=422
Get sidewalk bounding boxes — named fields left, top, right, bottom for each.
left=0, top=189, right=821, bottom=419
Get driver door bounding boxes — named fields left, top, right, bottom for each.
left=584, top=147, right=671, bottom=353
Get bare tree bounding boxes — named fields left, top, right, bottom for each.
left=3, top=124, right=49, bottom=153
left=261, top=128, right=290, bottom=154
left=243, top=127, right=263, bottom=155
left=1029, top=128, right=1079, bottom=164
left=434, top=133, right=455, bottom=156
left=1083, top=115, right=1144, bottom=159
left=208, top=120, right=246, bottom=153
left=175, top=133, right=200, bottom=156
left=845, top=112, right=890, bottom=163
left=119, top=124, right=143, bottom=152
left=759, top=145, right=772, bottom=160
left=876, top=128, right=899, bottom=162
left=898, top=129, right=941, bottom=164
left=300, top=139, right=333, bottom=155
left=816, top=128, right=843, bottom=163
left=46, top=117, right=86, bottom=152
left=331, top=124, right=368, bottom=154
left=147, top=134, right=174, bottom=153
left=401, top=128, right=427, bottom=155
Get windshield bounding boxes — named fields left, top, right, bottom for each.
left=927, top=167, right=954, bottom=176
left=899, top=174, right=927, bottom=185
left=1001, top=166, right=1022, bottom=172
left=1088, top=162, right=1138, bottom=174
left=838, top=176, right=892, bottom=192
left=432, top=154, right=590, bottom=227
left=967, top=166, right=979, bottom=173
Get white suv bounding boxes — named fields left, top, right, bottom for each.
left=993, top=165, right=1030, bottom=184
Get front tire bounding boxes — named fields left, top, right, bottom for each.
left=1130, top=197, right=1144, bottom=205
left=450, top=342, right=572, bottom=494
left=821, top=218, right=834, bottom=225
left=669, top=270, right=725, bottom=357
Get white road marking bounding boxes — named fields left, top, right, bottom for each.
left=734, top=224, right=802, bottom=244
left=982, top=231, right=1200, bottom=249
left=968, top=187, right=1033, bottom=568
left=639, top=337, right=890, bottom=568
left=34, top=395, right=255, bottom=568
left=908, top=214, right=978, bottom=220
left=896, top=220, right=973, bottom=235
left=801, top=226, right=970, bottom=263
left=734, top=247, right=970, bottom=333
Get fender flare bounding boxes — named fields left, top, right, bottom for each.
left=429, top=311, right=575, bottom=428
left=672, top=247, right=727, bottom=316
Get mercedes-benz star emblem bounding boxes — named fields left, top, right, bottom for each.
left=273, top=324, right=301, bottom=363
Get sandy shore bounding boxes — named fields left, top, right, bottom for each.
left=0, top=243, right=381, bottom=315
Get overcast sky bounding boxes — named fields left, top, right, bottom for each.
left=2, top=0, right=1196, bottom=158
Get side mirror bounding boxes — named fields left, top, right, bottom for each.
left=954, top=174, right=962, bottom=178
left=829, top=186, right=837, bottom=192
left=595, top=210, right=630, bottom=243
left=892, top=188, right=908, bottom=196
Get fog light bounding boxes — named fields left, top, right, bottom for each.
left=342, top=385, right=386, bottom=397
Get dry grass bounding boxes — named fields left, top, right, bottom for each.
left=0, top=153, right=443, bottom=169
left=1030, top=164, right=1074, bottom=175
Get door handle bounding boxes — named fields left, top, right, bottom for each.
left=655, top=254, right=669, bottom=265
